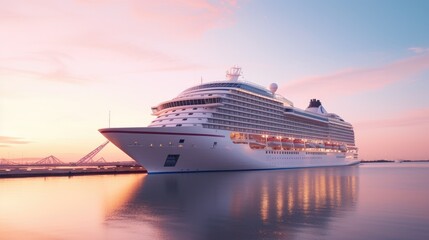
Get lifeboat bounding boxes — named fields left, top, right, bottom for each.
left=230, top=132, right=248, bottom=144
left=248, top=134, right=266, bottom=149
left=316, top=142, right=325, bottom=149
left=305, top=142, right=316, bottom=148
left=281, top=138, right=294, bottom=150
left=267, top=136, right=282, bottom=150
left=325, top=142, right=340, bottom=150
left=324, top=142, right=333, bottom=150
left=293, top=139, right=305, bottom=149
left=249, top=141, right=265, bottom=149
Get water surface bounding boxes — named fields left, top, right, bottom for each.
left=1, top=163, right=428, bottom=239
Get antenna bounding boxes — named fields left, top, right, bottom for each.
left=200, top=76, right=203, bottom=85
left=109, top=110, right=111, bottom=128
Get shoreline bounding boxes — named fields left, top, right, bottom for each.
left=2, top=160, right=429, bottom=178
left=360, top=160, right=429, bottom=163
left=0, top=165, right=147, bottom=178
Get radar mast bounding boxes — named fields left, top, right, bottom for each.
left=226, top=66, right=242, bottom=81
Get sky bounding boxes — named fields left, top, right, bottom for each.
left=1, top=0, right=428, bottom=162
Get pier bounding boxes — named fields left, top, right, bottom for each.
left=0, top=165, right=146, bottom=178
left=0, top=141, right=147, bottom=178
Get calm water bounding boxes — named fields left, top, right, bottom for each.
left=1, top=163, right=429, bottom=240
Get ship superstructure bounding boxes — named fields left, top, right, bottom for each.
left=100, top=66, right=358, bottom=173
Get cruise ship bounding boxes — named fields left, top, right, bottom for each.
left=100, top=66, right=359, bottom=173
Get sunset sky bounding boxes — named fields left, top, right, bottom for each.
left=1, top=0, right=428, bottom=162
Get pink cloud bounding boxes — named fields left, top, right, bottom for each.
left=0, top=136, right=30, bottom=147
left=409, top=47, right=429, bottom=54
left=0, top=1, right=238, bottom=80
left=131, top=0, right=239, bottom=38
left=355, top=107, right=429, bottom=130
left=279, top=53, right=429, bottom=100
left=54, top=0, right=240, bottom=40
left=0, top=52, right=92, bottom=84
left=69, top=36, right=205, bottom=72
left=0, top=66, right=84, bottom=84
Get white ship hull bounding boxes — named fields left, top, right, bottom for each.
left=100, top=127, right=359, bottom=174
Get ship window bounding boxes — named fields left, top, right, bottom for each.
left=193, top=108, right=197, bottom=110
left=173, top=110, right=176, bottom=112
left=188, top=113, right=193, bottom=115
left=183, top=118, right=187, bottom=121
left=182, top=109, right=185, bottom=111
left=175, top=114, right=179, bottom=116
left=176, top=124, right=182, bottom=127
left=179, top=139, right=185, bottom=143
left=164, top=154, right=180, bottom=167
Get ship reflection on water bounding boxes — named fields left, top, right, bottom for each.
left=107, top=166, right=359, bottom=239
left=3, top=164, right=429, bottom=239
